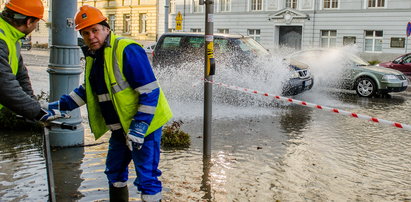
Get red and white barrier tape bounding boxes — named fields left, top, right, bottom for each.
left=204, top=79, right=411, bottom=132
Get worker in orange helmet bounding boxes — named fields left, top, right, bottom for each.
left=42, top=5, right=172, bottom=202
left=0, top=0, right=69, bottom=122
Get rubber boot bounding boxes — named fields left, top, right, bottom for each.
left=109, top=185, right=129, bottom=202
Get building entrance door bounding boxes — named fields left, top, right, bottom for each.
left=279, top=26, right=302, bottom=50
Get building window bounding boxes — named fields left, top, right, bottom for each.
left=191, top=28, right=201, bottom=32
left=321, top=30, right=337, bottom=48
left=219, top=0, right=231, bottom=12
left=217, top=29, right=229, bottom=34
left=286, top=0, right=297, bottom=9
left=247, top=29, right=261, bottom=42
left=170, top=0, right=176, bottom=14
left=324, top=0, right=338, bottom=8
left=343, top=36, right=356, bottom=45
left=390, top=38, right=405, bottom=48
left=368, top=0, right=384, bottom=7
left=139, top=13, right=147, bottom=33
left=108, top=14, right=116, bottom=31
left=123, top=14, right=131, bottom=34
left=251, top=0, right=263, bottom=11
left=364, top=30, right=383, bottom=52
left=122, top=0, right=131, bottom=6
left=192, top=0, right=203, bottom=13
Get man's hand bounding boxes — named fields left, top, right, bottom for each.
left=127, top=120, right=148, bottom=151
left=38, top=109, right=70, bottom=122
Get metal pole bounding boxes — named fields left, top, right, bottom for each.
left=165, top=0, right=169, bottom=33
left=406, top=36, right=408, bottom=53
left=203, top=0, right=215, bottom=157
left=49, top=0, right=84, bottom=147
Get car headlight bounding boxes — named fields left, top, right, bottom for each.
left=290, top=71, right=300, bottom=78
left=382, top=75, right=398, bottom=80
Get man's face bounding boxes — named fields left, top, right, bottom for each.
left=23, top=18, right=40, bottom=35
left=80, top=24, right=110, bottom=51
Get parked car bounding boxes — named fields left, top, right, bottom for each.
left=20, top=37, right=31, bottom=50
left=153, top=32, right=314, bottom=96
left=286, top=49, right=409, bottom=97
left=377, top=53, right=411, bottom=76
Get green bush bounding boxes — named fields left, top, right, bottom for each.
left=161, top=120, right=190, bottom=149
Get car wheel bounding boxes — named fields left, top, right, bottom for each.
left=26, top=47, right=31, bottom=51
left=355, top=77, right=377, bottom=97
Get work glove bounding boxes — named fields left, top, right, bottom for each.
left=38, top=108, right=70, bottom=122
left=40, top=101, right=59, bottom=110
left=127, top=120, right=148, bottom=151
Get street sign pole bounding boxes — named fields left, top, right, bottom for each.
left=406, top=22, right=411, bottom=53
left=165, top=0, right=169, bottom=33
left=203, top=0, right=215, bottom=158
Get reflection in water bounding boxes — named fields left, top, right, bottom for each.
left=53, top=146, right=85, bottom=201
left=201, top=156, right=212, bottom=201
left=0, top=130, right=47, bottom=201
left=279, top=105, right=312, bottom=134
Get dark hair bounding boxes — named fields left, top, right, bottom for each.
left=79, top=20, right=111, bottom=35
left=98, top=20, right=110, bottom=29
left=1, top=7, right=37, bottom=27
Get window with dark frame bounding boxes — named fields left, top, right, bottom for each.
left=220, top=0, right=231, bottom=12
left=108, top=14, right=116, bottom=32
left=286, top=0, right=297, bottom=9
left=139, top=13, right=147, bottom=33
left=217, top=29, right=229, bottom=34
left=324, top=0, right=338, bottom=8
left=343, top=36, right=356, bottom=45
left=251, top=0, right=263, bottom=11
left=321, top=30, right=337, bottom=48
left=247, top=29, right=261, bottom=42
left=364, top=30, right=383, bottom=52
left=390, top=37, right=405, bottom=48
left=368, top=0, right=384, bottom=7
left=123, top=14, right=131, bottom=34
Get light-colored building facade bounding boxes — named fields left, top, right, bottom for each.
left=0, top=0, right=50, bottom=46
left=168, top=0, right=411, bottom=60
left=78, top=0, right=159, bottom=44
left=1, top=0, right=162, bottom=47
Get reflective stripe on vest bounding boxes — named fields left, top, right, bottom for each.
left=85, top=33, right=172, bottom=140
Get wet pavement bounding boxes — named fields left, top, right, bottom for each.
left=0, top=49, right=410, bottom=201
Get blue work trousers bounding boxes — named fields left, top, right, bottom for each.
left=104, top=127, right=162, bottom=195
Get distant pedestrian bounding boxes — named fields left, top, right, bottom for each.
left=42, top=5, right=172, bottom=202
left=0, top=0, right=68, bottom=122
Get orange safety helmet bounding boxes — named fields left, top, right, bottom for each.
left=74, top=5, right=107, bottom=31
left=5, top=0, right=44, bottom=19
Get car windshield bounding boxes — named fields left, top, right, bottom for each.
left=232, top=37, right=269, bottom=56
left=289, top=49, right=369, bottom=66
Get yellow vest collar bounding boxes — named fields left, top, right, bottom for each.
left=0, top=17, right=26, bottom=41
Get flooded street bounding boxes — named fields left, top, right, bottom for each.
left=1, top=49, right=410, bottom=201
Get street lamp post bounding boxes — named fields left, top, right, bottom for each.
left=48, top=0, right=84, bottom=147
